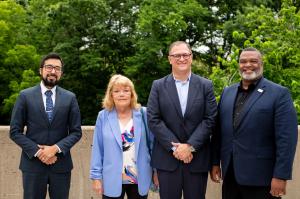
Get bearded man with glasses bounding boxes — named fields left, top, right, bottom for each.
left=10, top=52, right=82, bottom=199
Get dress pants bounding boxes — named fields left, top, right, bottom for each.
left=222, top=160, right=280, bottom=199
left=22, top=170, right=71, bottom=199
left=103, top=184, right=147, bottom=199
left=157, top=162, right=208, bottom=199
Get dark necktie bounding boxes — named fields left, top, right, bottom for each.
left=45, top=90, right=54, bottom=122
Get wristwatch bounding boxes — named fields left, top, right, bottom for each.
left=190, top=145, right=196, bottom=152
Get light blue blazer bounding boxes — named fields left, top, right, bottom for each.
left=90, top=107, right=153, bottom=197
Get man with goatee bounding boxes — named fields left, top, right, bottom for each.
left=211, top=47, right=298, bottom=199
left=10, top=53, right=82, bottom=199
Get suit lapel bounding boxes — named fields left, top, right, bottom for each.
left=235, top=78, right=266, bottom=129
left=166, top=74, right=184, bottom=119
left=133, top=109, right=141, bottom=160
left=108, top=109, right=123, bottom=149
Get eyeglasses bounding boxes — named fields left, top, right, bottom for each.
left=43, top=64, right=62, bottom=72
left=169, top=53, right=192, bottom=60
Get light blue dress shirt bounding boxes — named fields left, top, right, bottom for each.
left=174, top=74, right=191, bottom=116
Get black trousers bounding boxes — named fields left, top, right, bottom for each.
left=22, top=171, right=71, bottom=199
left=222, top=160, right=280, bottom=199
left=157, top=163, right=208, bottom=199
left=103, top=184, right=147, bottom=199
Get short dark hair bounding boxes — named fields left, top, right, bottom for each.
left=40, top=52, right=64, bottom=69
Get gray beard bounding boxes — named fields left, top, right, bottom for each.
left=240, top=68, right=263, bottom=81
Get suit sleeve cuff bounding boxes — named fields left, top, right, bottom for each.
left=189, top=145, right=196, bottom=152
left=34, top=149, right=42, bottom=157
left=171, top=146, right=177, bottom=152
left=55, top=144, right=62, bottom=153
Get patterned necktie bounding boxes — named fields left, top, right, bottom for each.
left=45, top=90, right=54, bottom=122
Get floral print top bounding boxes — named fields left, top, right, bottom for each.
left=119, top=119, right=137, bottom=184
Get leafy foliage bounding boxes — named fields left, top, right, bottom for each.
left=212, top=1, right=300, bottom=119
left=125, top=0, right=210, bottom=104
left=3, top=69, right=40, bottom=114
left=0, top=0, right=299, bottom=124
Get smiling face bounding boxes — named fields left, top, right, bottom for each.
left=111, top=85, right=132, bottom=109
left=239, top=50, right=263, bottom=83
left=168, top=43, right=193, bottom=76
left=39, top=58, right=63, bottom=88
left=102, top=74, right=140, bottom=111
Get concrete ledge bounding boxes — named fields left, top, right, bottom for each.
left=1, top=126, right=299, bottom=199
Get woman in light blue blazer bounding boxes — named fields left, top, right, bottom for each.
left=90, top=74, right=157, bottom=199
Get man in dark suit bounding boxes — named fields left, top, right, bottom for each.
left=10, top=53, right=82, bottom=199
left=210, top=47, right=298, bottom=199
left=147, top=41, right=217, bottom=199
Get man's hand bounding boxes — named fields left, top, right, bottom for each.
left=92, top=179, right=103, bottom=195
left=182, top=153, right=193, bottom=163
left=172, top=142, right=193, bottom=163
left=37, top=145, right=59, bottom=163
left=153, top=171, right=159, bottom=187
left=210, top=165, right=221, bottom=183
left=270, top=178, right=287, bottom=197
left=44, top=156, right=58, bottom=165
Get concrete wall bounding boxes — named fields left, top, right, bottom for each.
left=0, top=126, right=299, bottom=199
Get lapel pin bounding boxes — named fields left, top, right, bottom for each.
left=257, top=88, right=264, bottom=93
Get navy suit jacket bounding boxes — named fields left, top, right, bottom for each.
left=147, top=73, right=217, bottom=172
left=10, top=84, right=82, bottom=173
left=212, top=78, right=298, bottom=186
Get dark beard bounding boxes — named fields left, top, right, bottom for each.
left=42, top=75, right=59, bottom=88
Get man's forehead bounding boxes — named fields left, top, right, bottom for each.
left=170, top=44, right=190, bottom=52
left=240, top=51, right=261, bottom=59
left=45, top=58, right=62, bottom=65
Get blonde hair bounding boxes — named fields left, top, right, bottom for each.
left=102, top=74, right=141, bottom=111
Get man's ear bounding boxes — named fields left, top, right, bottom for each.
left=168, top=56, right=172, bottom=64
left=39, top=68, right=42, bottom=75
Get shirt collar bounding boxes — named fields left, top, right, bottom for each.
left=238, top=77, right=262, bottom=91
left=173, top=73, right=191, bottom=83
left=40, top=81, right=56, bottom=95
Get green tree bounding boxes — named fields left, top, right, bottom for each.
left=1, top=0, right=299, bottom=124
left=3, top=69, right=40, bottom=114
left=211, top=1, right=300, bottom=121
left=27, top=0, right=144, bottom=123
left=126, top=0, right=211, bottom=104
left=0, top=0, right=40, bottom=124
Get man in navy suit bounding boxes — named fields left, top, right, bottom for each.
left=211, top=47, right=298, bottom=199
left=147, top=41, right=217, bottom=199
left=10, top=53, right=82, bottom=199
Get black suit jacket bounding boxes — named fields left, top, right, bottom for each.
left=10, top=84, right=82, bottom=173
left=147, top=73, right=217, bottom=172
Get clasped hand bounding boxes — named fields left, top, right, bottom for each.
left=171, top=142, right=193, bottom=163
left=37, top=145, right=58, bottom=165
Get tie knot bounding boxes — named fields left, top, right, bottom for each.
left=45, top=90, right=53, bottom=97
